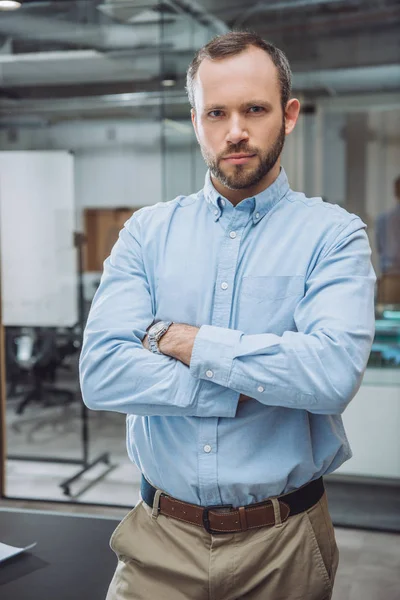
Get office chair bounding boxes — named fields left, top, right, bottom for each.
left=6, top=326, right=76, bottom=415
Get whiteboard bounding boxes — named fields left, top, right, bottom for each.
left=0, top=151, right=78, bottom=327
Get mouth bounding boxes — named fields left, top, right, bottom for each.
left=222, top=154, right=256, bottom=165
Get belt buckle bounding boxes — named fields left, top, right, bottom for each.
left=202, top=504, right=233, bottom=534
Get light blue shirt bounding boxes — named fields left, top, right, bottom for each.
left=80, top=168, right=376, bottom=507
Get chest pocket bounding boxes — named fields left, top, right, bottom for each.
left=241, top=275, right=305, bottom=302
left=238, top=275, right=305, bottom=333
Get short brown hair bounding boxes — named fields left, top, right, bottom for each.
left=186, top=31, right=292, bottom=111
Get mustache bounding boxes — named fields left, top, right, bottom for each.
left=218, top=144, right=259, bottom=159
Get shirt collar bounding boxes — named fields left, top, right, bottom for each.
left=203, top=167, right=290, bottom=224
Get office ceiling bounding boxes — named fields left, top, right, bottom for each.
left=0, top=0, right=399, bottom=121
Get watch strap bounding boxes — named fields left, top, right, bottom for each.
left=148, top=321, right=172, bottom=354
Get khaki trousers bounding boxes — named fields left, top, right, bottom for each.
left=106, top=490, right=339, bottom=600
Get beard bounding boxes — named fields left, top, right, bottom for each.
left=201, top=121, right=285, bottom=191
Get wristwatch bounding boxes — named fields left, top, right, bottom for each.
left=147, top=321, right=173, bottom=354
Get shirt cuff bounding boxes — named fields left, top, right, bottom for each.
left=190, top=324, right=242, bottom=387
left=195, top=381, right=240, bottom=418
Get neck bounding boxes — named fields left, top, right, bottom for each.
left=210, top=161, right=281, bottom=207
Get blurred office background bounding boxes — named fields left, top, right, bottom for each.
left=0, top=0, right=399, bottom=546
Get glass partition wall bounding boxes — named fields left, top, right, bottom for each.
left=0, top=1, right=399, bottom=529
left=0, top=2, right=215, bottom=505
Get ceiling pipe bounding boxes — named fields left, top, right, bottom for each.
left=0, top=13, right=158, bottom=48
left=168, top=0, right=228, bottom=34
left=1, top=64, right=399, bottom=118
left=0, top=89, right=189, bottom=116
left=249, top=8, right=399, bottom=37
left=234, top=1, right=399, bottom=34
left=234, top=0, right=351, bottom=28
left=0, top=1, right=228, bottom=52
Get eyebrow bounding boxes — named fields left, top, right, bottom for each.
left=203, top=100, right=273, bottom=113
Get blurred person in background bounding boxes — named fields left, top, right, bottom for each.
left=80, top=31, right=376, bottom=600
left=376, top=175, right=400, bottom=275
left=375, top=176, right=400, bottom=303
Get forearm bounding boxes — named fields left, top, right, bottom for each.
left=187, top=223, right=376, bottom=415
left=145, top=322, right=250, bottom=405
left=81, top=316, right=239, bottom=418
left=154, top=322, right=366, bottom=414
left=189, top=323, right=374, bottom=415
left=152, top=320, right=367, bottom=414
left=143, top=323, right=199, bottom=365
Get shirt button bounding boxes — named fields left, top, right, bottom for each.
left=203, top=445, right=212, bottom=453
left=220, top=199, right=225, bottom=206
left=214, top=209, right=219, bottom=216
left=221, top=282, right=228, bottom=290
left=206, top=370, right=214, bottom=378
left=255, top=212, right=260, bottom=219
left=229, top=231, right=237, bottom=239
left=257, top=385, right=265, bottom=393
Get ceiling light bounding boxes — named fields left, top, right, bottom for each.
left=0, top=0, right=21, bottom=10
left=161, top=78, right=176, bottom=88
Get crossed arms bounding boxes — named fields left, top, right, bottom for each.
left=80, top=213, right=376, bottom=419
left=142, top=325, right=255, bottom=406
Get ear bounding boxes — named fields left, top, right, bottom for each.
left=284, top=98, right=301, bottom=135
left=191, top=108, right=200, bottom=142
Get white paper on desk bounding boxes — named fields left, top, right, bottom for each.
left=0, top=541, right=37, bottom=564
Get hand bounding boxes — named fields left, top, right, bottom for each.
left=159, top=323, right=199, bottom=366
left=141, top=323, right=199, bottom=367
left=144, top=327, right=254, bottom=403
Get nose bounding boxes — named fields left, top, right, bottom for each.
left=226, top=115, right=249, bottom=146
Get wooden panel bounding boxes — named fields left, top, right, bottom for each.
left=377, top=274, right=400, bottom=304
left=83, top=207, right=138, bottom=272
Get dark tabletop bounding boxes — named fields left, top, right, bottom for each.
left=0, top=508, right=120, bottom=600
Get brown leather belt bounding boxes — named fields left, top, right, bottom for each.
left=141, top=476, right=324, bottom=535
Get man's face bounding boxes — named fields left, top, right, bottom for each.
left=191, top=46, right=290, bottom=192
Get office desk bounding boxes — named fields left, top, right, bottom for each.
left=0, top=508, right=120, bottom=600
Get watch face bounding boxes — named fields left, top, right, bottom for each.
left=152, top=322, right=165, bottom=335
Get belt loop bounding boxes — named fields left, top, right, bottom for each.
left=271, top=498, right=283, bottom=528
left=238, top=506, right=248, bottom=531
left=151, top=489, right=163, bottom=520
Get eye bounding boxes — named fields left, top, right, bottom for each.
left=208, top=110, right=224, bottom=118
left=248, top=106, right=265, bottom=114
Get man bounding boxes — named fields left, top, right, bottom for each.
left=375, top=175, right=400, bottom=275
left=80, top=31, right=376, bottom=600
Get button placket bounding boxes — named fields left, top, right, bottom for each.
left=212, top=214, right=245, bottom=327
left=198, top=212, right=248, bottom=508
left=198, top=416, right=219, bottom=505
